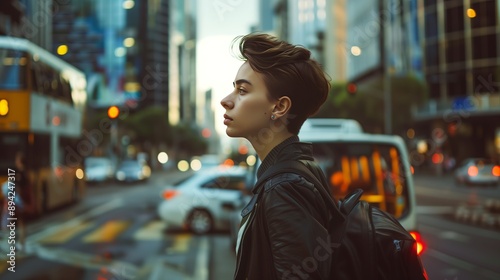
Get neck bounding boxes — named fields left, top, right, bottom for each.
left=249, top=130, right=294, bottom=161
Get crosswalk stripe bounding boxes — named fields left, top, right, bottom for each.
left=38, top=222, right=93, bottom=244
left=166, top=233, right=190, bottom=253
left=83, top=220, right=130, bottom=243
left=134, top=221, right=166, bottom=241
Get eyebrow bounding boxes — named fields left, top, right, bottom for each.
left=233, top=79, right=253, bottom=87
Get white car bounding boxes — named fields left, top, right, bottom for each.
left=84, top=157, right=114, bottom=183
left=158, top=166, right=248, bottom=234
left=454, top=158, right=500, bottom=186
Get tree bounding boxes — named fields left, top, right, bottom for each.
left=315, top=75, right=427, bottom=134
left=122, top=106, right=172, bottom=145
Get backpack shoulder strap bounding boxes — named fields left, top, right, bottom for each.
left=257, top=160, right=346, bottom=225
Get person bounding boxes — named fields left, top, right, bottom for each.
left=221, top=33, right=341, bottom=280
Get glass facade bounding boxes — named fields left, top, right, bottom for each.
left=420, top=0, right=499, bottom=99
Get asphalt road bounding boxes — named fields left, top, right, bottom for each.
left=1, top=169, right=498, bottom=280
left=414, top=171, right=500, bottom=280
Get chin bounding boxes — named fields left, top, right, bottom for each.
left=225, top=128, right=245, bottom=138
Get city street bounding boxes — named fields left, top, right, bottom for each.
left=0, top=170, right=236, bottom=280
left=415, top=171, right=500, bottom=280
left=1, top=169, right=499, bottom=280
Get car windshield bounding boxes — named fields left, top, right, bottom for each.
left=85, top=158, right=109, bottom=168
left=120, top=161, right=140, bottom=168
left=311, top=142, right=410, bottom=219
left=472, top=159, right=494, bottom=165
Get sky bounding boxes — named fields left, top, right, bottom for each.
left=196, top=0, right=258, bottom=140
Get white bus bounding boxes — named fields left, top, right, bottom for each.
left=299, top=118, right=424, bottom=254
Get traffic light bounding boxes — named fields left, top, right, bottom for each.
left=107, top=106, right=120, bottom=119
left=347, top=83, right=357, bottom=95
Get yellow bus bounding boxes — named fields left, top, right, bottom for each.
left=0, top=36, right=87, bottom=217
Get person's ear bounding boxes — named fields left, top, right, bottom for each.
left=272, top=96, right=292, bottom=119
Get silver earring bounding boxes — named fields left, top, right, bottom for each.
left=271, top=115, right=276, bottom=120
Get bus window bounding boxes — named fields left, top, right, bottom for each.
left=312, top=142, right=409, bottom=219
left=0, top=49, right=27, bottom=90
left=0, top=133, right=28, bottom=171
left=31, top=134, right=51, bottom=170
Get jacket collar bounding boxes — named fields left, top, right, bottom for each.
left=255, top=135, right=314, bottom=190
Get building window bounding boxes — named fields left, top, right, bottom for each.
left=446, top=37, right=465, bottom=63
left=445, top=5, right=464, bottom=33
left=426, top=74, right=441, bottom=99
left=446, top=71, right=467, bottom=97
left=425, top=42, right=440, bottom=68
left=472, top=33, right=498, bottom=60
left=472, top=66, right=500, bottom=94
left=471, top=1, right=497, bottom=29
left=424, top=10, right=438, bottom=39
left=424, top=0, right=437, bottom=7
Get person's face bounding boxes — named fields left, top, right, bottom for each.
left=221, top=62, right=275, bottom=139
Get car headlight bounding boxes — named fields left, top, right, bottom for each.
left=116, top=171, right=125, bottom=181
left=142, top=166, right=151, bottom=177
left=76, top=168, right=84, bottom=180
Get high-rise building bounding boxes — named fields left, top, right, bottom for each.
left=168, top=0, right=197, bottom=126
left=0, top=0, right=24, bottom=35
left=274, top=0, right=327, bottom=65
left=0, top=0, right=52, bottom=50
left=135, top=0, right=170, bottom=110
left=413, top=0, right=500, bottom=162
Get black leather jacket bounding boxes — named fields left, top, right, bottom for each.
left=234, top=136, right=337, bottom=280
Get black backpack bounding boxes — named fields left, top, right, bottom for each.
left=256, top=160, right=428, bottom=280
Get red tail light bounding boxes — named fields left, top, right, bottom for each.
left=410, top=231, right=426, bottom=255
left=162, top=189, right=179, bottom=200
left=492, top=165, right=500, bottom=177
left=467, top=166, right=478, bottom=177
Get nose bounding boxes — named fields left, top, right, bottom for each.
left=221, top=94, right=233, bottom=109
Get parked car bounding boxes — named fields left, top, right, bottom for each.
left=84, top=157, right=114, bottom=183
left=115, top=159, right=151, bottom=183
left=454, top=158, right=500, bottom=186
left=157, top=166, right=248, bottom=234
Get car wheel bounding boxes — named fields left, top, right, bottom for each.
left=188, top=209, right=213, bottom=234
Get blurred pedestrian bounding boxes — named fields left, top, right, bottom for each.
left=1, top=151, right=28, bottom=250
left=221, top=33, right=341, bottom=280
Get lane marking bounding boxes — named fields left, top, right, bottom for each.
left=38, top=221, right=93, bottom=244
left=28, top=198, right=124, bottom=243
left=419, top=215, right=500, bottom=241
left=134, top=221, right=166, bottom=241
left=438, top=231, right=470, bottom=242
left=194, top=236, right=209, bottom=280
left=83, top=220, right=130, bottom=243
left=417, top=206, right=455, bottom=214
left=419, top=225, right=470, bottom=243
left=165, top=233, right=191, bottom=253
left=27, top=244, right=138, bottom=279
left=426, top=248, right=500, bottom=280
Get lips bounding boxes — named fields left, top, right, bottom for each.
left=223, top=114, right=233, bottom=125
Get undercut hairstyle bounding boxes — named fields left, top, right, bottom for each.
left=233, top=33, right=331, bottom=135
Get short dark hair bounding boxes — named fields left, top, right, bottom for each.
left=233, top=33, right=330, bottom=135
